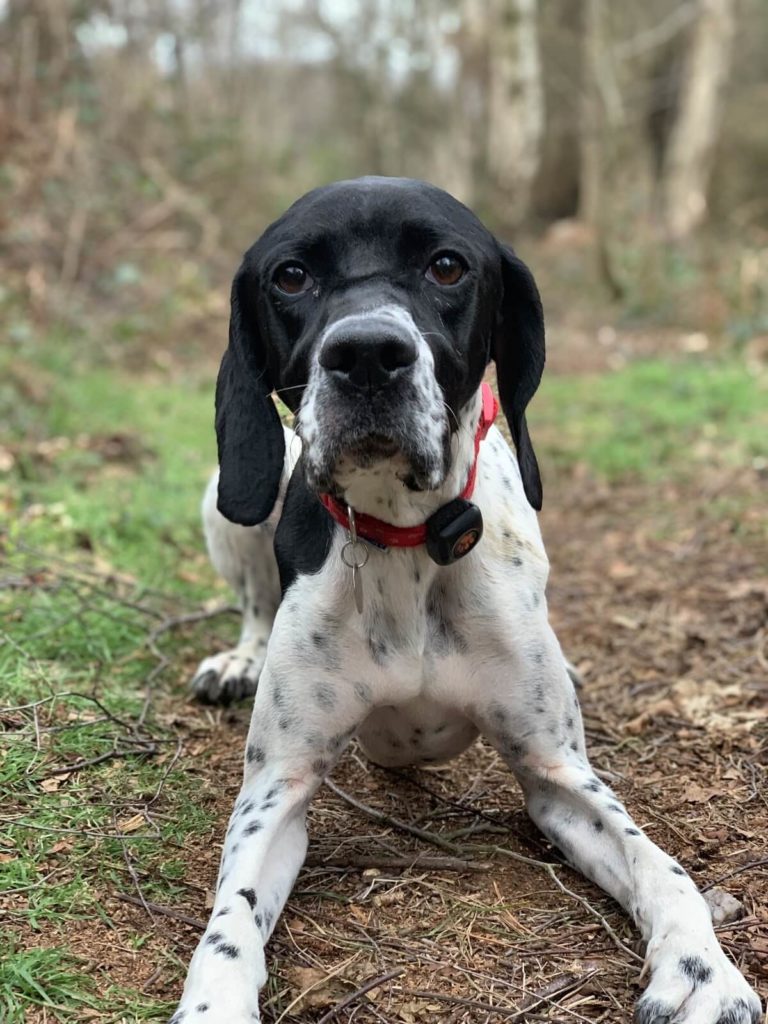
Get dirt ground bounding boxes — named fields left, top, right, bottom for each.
left=28, top=463, right=762, bottom=1024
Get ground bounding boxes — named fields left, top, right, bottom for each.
left=1, top=307, right=767, bottom=1022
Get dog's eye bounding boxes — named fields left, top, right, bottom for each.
left=274, top=263, right=313, bottom=295
left=425, top=253, right=465, bottom=287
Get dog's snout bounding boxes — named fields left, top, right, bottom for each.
left=319, top=324, right=417, bottom=390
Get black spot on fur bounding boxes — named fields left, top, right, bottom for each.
left=593, top=818, right=604, bottom=832
left=315, top=683, right=336, bottom=711
left=367, top=635, right=390, bottom=666
left=607, top=802, right=625, bottom=814
left=205, top=931, right=224, bottom=946
left=311, top=631, right=327, bottom=648
left=260, top=800, right=276, bottom=811
left=239, top=800, right=255, bottom=817
left=214, top=906, right=230, bottom=917
left=246, top=744, right=265, bottom=765
left=243, top=820, right=263, bottom=836
left=634, top=999, right=675, bottom=1024
left=569, top=740, right=578, bottom=752
left=489, top=704, right=508, bottom=725
left=278, top=715, right=293, bottom=731
left=354, top=680, right=373, bottom=704
left=502, top=738, right=525, bottom=758
left=215, top=942, right=240, bottom=959
left=254, top=912, right=263, bottom=928
left=625, top=827, right=641, bottom=836
left=312, top=758, right=329, bottom=776
left=671, top=865, right=686, bottom=876
left=679, top=955, right=712, bottom=987
left=510, top=555, right=523, bottom=567
left=566, top=716, right=575, bottom=730
left=169, top=1013, right=186, bottom=1024
left=238, top=888, right=257, bottom=909
left=715, top=998, right=759, bottom=1024
left=196, top=1004, right=209, bottom=1013
left=264, top=785, right=282, bottom=801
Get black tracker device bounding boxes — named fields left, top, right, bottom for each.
left=425, top=498, right=484, bottom=566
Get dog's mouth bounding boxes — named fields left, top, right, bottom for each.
left=345, top=433, right=401, bottom=464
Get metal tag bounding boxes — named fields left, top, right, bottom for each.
left=340, top=505, right=369, bottom=614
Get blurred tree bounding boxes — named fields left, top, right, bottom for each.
left=658, top=0, right=737, bottom=238
left=485, top=0, right=544, bottom=229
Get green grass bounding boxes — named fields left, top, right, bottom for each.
left=0, top=943, right=98, bottom=1023
left=1, top=347, right=227, bottom=1020
left=1, top=329, right=765, bottom=1019
left=533, top=356, right=767, bottom=479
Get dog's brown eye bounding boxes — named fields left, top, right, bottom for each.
left=426, top=253, right=465, bottom=287
left=274, top=264, right=313, bottom=294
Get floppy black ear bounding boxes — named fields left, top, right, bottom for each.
left=493, top=245, right=546, bottom=510
left=215, top=265, right=285, bottom=526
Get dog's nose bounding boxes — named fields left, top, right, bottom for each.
left=319, top=325, right=417, bottom=390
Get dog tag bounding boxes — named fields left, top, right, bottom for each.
left=425, top=499, right=484, bottom=566
left=341, top=505, right=369, bottom=614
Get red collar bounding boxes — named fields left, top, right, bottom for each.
left=319, top=381, right=498, bottom=548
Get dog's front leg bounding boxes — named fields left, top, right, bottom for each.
left=170, top=654, right=363, bottom=1024
left=475, top=624, right=762, bottom=1024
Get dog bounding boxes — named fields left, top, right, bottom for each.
left=170, top=177, right=761, bottom=1024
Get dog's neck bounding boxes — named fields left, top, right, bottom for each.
left=330, top=389, right=482, bottom=527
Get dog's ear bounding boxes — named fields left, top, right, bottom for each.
left=492, top=244, right=545, bottom=510
left=215, top=263, right=285, bottom=526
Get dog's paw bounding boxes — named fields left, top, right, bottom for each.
left=634, top=944, right=761, bottom=1024
left=190, top=646, right=265, bottom=705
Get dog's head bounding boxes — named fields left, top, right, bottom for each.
left=215, top=177, right=545, bottom=525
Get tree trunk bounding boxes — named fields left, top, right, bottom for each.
left=659, top=0, right=736, bottom=239
left=485, top=0, right=544, bottom=229
left=578, top=0, right=624, bottom=299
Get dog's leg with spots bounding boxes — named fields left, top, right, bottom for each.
left=190, top=470, right=284, bottom=704
left=475, top=624, right=762, bottom=1024
left=172, top=644, right=364, bottom=1023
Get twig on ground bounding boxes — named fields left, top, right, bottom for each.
left=324, top=779, right=463, bottom=855
left=115, top=892, right=206, bottom=930
left=701, top=858, right=768, bottom=892
left=304, top=853, right=492, bottom=873
left=45, top=743, right=158, bottom=776
left=315, top=967, right=406, bottom=1024
left=512, top=968, right=598, bottom=1019
left=393, top=986, right=552, bottom=1021
left=115, top=810, right=155, bottom=922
